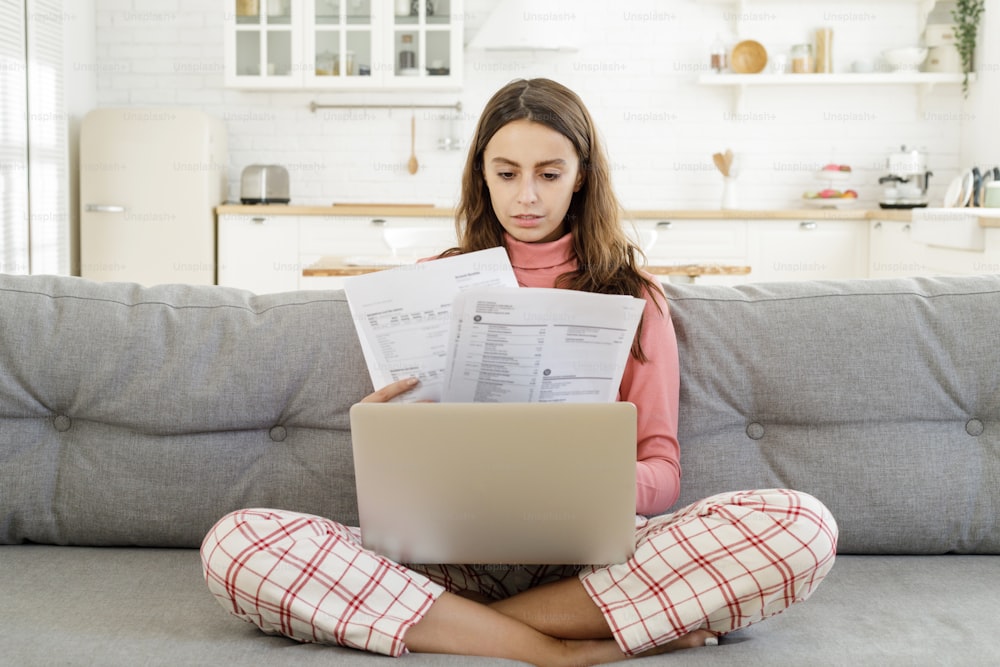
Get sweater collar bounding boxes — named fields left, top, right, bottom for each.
left=504, top=231, right=576, bottom=270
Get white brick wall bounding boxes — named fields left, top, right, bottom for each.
left=92, top=0, right=976, bottom=209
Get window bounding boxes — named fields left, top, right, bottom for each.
left=0, top=0, right=70, bottom=275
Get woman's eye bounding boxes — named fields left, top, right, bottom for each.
left=497, top=172, right=515, bottom=180
left=541, top=172, right=561, bottom=181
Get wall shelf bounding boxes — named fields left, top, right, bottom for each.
left=700, top=72, right=974, bottom=114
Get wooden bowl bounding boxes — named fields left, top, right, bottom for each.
left=731, top=40, right=768, bottom=74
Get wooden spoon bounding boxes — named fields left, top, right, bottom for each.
left=712, top=152, right=729, bottom=177
left=407, top=113, right=419, bottom=175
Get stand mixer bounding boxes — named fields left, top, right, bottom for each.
left=878, top=145, right=932, bottom=209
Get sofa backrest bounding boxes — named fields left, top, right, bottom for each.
left=0, top=275, right=371, bottom=547
left=2, top=273, right=999, bottom=553
left=662, top=275, right=1000, bottom=554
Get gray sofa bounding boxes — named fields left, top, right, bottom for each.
left=2, top=272, right=999, bottom=666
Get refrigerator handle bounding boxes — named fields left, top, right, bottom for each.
left=85, top=204, right=126, bottom=213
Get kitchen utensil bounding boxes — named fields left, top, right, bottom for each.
left=881, top=47, right=928, bottom=72
left=957, top=169, right=975, bottom=207
left=943, top=174, right=965, bottom=207
left=712, top=152, right=729, bottom=176
left=974, top=167, right=999, bottom=207
left=724, top=149, right=734, bottom=174
left=971, top=167, right=983, bottom=206
left=240, top=164, right=290, bottom=204
left=730, top=40, right=767, bottom=74
left=721, top=177, right=738, bottom=209
left=408, top=113, right=419, bottom=175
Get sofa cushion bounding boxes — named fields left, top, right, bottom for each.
left=0, top=275, right=374, bottom=547
left=1, top=546, right=998, bottom=665
left=661, top=276, right=1000, bottom=554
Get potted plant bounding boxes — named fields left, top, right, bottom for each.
left=951, top=0, right=985, bottom=97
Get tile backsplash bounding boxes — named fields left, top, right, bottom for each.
left=94, top=0, right=976, bottom=210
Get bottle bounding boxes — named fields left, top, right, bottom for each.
left=815, top=28, right=833, bottom=73
left=710, top=35, right=727, bottom=73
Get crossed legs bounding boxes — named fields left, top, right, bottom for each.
left=404, top=579, right=714, bottom=666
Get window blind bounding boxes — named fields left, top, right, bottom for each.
left=0, top=0, right=29, bottom=274
left=0, top=0, right=69, bottom=276
left=26, top=0, right=69, bottom=274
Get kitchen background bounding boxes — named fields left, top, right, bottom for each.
left=57, top=0, right=997, bottom=214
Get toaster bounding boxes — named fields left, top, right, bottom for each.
left=240, top=164, right=290, bottom=204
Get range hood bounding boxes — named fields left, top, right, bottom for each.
left=468, top=0, right=580, bottom=52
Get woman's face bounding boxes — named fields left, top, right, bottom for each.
left=482, top=119, right=583, bottom=244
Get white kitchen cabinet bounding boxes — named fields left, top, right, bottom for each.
left=218, top=212, right=456, bottom=293
left=747, top=219, right=868, bottom=282
left=225, top=0, right=463, bottom=90
left=871, top=219, right=1000, bottom=278
left=225, top=0, right=304, bottom=88
left=218, top=213, right=301, bottom=293
left=868, top=220, right=927, bottom=278
left=630, top=218, right=750, bottom=285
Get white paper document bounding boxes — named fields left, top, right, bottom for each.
left=344, top=247, right=645, bottom=403
left=344, top=247, right=519, bottom=402
left=443, top=288, right=644, bottom=403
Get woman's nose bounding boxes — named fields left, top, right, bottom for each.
left=517, top=178, right=538, bottom=204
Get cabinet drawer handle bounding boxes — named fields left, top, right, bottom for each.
left=800, top=221, right=818, bottom=230
left=902, top=224, right=911, bottom=232
left=655, top=220, right=672, bottom=229
left=370, top=218, right=387, bottom=225
left=251, top=217, right=266, bottom=224
left=85, top=204, right=125, bottom=213
left=873, top=221, right=882, bottom=230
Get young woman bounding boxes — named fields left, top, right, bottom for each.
left=201, top=78, right=838, bottom=666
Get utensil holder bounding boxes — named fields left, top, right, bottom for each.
left=721, top=177, right=739, bottom=210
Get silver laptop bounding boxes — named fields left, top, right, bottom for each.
left=349, top=402, right=637, bottom=565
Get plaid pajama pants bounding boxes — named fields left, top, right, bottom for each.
left=201, top=488, right=837, bottom=657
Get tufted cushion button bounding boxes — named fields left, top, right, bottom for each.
left=53, top=414, right=72, bottom=432
left=746, top=421, right=765, bottom=440
left=269, top=425, right=287, bottom=442
left=966, top=419, right=984, bottom=437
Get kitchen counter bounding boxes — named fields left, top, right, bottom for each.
left=214, top=204, right=999, bottom=227
left=216, top=203, right=901, bottom=220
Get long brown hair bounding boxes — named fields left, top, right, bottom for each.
left=447, top=78, right=662, bottom=360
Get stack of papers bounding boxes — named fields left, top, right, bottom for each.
left=344, top=247, right=644, bottom=403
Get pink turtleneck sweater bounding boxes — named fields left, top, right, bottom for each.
left=503, top=233, right=682, bottom=515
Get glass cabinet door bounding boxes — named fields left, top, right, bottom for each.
left=231, top=0, right=299, bottom=86
left=309, top=0, right=377, bottom=85
left=392, top=0, right=455, bottom=82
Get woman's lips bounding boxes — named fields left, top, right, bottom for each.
left=512, top=214, right=543, bottom=227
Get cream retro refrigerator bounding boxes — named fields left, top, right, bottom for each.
left=80, top=108, right=227, bottom=286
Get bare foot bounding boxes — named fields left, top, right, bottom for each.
left=558, top=629, right=717, bottom=666
left=635, top=628, right=718, bottom=656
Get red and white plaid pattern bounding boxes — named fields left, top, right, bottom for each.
left=580, top=489, right=838, bottom=654
left=201, top=510, right=445, bottom=657
left=202, top=489, right=836, bottom=657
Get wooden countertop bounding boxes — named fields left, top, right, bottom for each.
left=216, top=203, right=906, bottom=220
left=302, top=256, right=751, bottom=279
left=214, top=203, right=999, bottom=227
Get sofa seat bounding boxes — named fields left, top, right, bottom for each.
left=2, top=545, right=998, bottom=666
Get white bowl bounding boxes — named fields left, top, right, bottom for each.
left=882, top=47, right=928, bottom=72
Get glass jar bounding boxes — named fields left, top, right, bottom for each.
left=791, top=44, right=815, bottom=73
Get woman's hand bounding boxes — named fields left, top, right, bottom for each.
left=359, top=377, right=420, bottom=403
